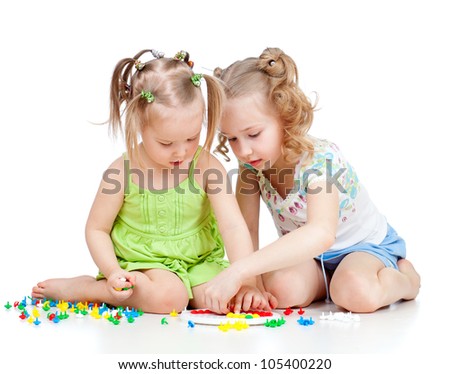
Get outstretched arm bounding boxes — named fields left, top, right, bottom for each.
left=203, top=157, right=256, bottom=262
left=200, top=154, right=268, bottom=312
left=204, top=179, right=339, bottom=313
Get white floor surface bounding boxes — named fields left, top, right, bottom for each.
left=1, top=284, right=447, bottom=373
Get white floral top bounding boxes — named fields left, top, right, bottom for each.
left=245, top=137, right=387, bottom=250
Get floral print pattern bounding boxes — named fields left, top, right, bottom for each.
left=250, top=138, right=361, bottom=236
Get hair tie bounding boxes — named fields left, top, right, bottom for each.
left=140, top=90, right=155, bottom=103
left=174, top=50, right=194, bottom=68
left=174, top=50, right=188, bottom=62
left=190, top=73, right=203, bottom=87
left=151, top=49, right=165, bottom=59
left=135, top=59, right=145, bottom=71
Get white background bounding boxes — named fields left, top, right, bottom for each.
left=1, top=0, right=449, bottom=369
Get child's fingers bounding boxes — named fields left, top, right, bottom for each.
left=118, top=273, right=136, bottom=288
left=125, top=272, right=137, bottom=286
left=113, top=275, right=134, bottom=291
left=112, top=287, right=134, bottom=301
left=252, top=294, right=269, bottom=311
left=256, top=297, right=269, bottom=311
left=232, top=294, right=243, bottom=314
left=241, top=294, right=253, bottom=312
left=267, top=293, right=278, bottom=309
left=216, top=299, right=230, bottom=314
left=227, top=296, right=236, bottom=314
left=205, top=293, right=230, bottom=314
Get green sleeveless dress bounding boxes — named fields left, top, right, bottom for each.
left=100, top=147, right=228, bottom=298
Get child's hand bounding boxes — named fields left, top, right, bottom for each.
left=230, top=285, right=272, bottom=314
left=203, top=267, right=243, bottom=314
left=107, top=271, right=136, bottom=301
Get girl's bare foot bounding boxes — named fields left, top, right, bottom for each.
left=31, top=275, right=98, bottom=301
left=397, top=259, right=421, bottom=300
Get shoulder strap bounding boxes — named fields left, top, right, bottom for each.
left=188, top=146, right=203, bottom=179
left=122, top=152, right=133, bottom=195
left=122, top=152, right=131, bottom=181
left=240, top=160, right=258, bottom=174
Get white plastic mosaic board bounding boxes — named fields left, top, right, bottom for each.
left=180, top=309, right=282, bottom=325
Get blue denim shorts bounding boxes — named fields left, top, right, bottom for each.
left=316, top=224, right=406, bottom=271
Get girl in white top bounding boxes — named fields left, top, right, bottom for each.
left=203, top=48, right=420, bottom=314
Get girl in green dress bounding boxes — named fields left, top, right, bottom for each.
left=32, top=49, right=274, bottom=314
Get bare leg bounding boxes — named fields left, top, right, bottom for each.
left=32, top=275, right=105, bottom=302
left=261, top=259, right=327, bottom=308
left=31, top=269, right=190, bottom=314
left=330, top=252, right=421, bottom=313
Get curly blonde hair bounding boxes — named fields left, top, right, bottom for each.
left=109, top=49, right=224, bottom=165
left=215, top=47, right=315, bottom=164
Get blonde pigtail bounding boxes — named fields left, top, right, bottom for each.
left=203, top=74, right=225, bottom=152
left=109, top=57, right=136, bottom=138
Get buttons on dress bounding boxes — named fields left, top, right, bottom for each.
left=156, top=195, right=166, bottom=233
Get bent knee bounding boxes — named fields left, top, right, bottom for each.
left=330, top=270, right=381, bottom=313
left=263, top=273, right=317, bottom=308
left=141, top=283, right=189, bottom=314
